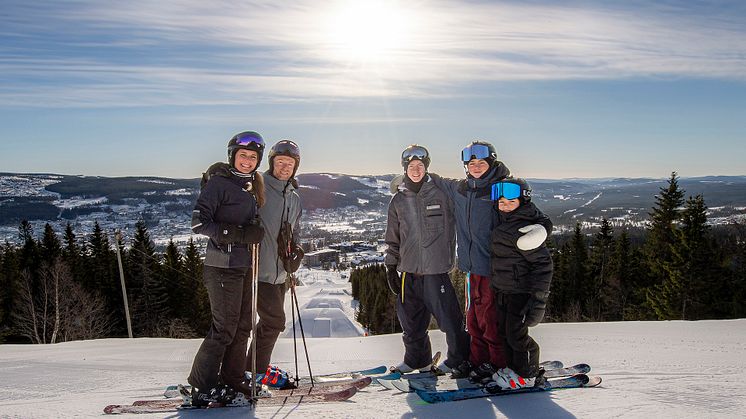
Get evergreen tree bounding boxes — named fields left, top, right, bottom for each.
left=85, top=222, right=125, bottom=335
left=649, top=195, right=722, bottom=320
left=162, top=239, right=183, bottom=314
left=587, top=218, right=614, bottom=320
left=644, top=172, right=685, bottom=289
left=563, top=223, right=590, bottom=321
left=183, top=237, right=209, bottom=334
left=18, top=220, right=40, bottom=279
left=350, top=264, right=399, bottom=335
left=0, top=243, right=20, bottom=342
left=39, top=223, right=62, bottom=263
left=127, top=220, right=169, bottom=336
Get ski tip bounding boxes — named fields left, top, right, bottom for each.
left=355, top=376, right=373, bottom=389
left=585, top=375, right=602, bottom=387
left=103, top=405, right=121, bottom=414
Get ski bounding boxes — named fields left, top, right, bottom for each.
left=164, top=376, right=372, bottom=398
left=380, top=352, right=441, bottom=390
left=414, top=374, right=602, bottom=404
left=379, top=360, right=578, bottom=392
left=104, top=386, right=358, bottom=414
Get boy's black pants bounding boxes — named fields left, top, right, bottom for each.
left=396, top=273, right=470, bottom=369
left=495, top=292, right=541, bottom=378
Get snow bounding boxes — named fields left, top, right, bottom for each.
left=1, top=269, right=745, bottom=418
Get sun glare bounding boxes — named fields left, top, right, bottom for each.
left=325, top=1, right=412, bottom=64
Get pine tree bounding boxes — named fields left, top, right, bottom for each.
left=649, top=195, right=715, bottom=319
left=127, top=220, right=169, bottom=336
left=183, top=237, right=209, bottom=334
left=561, top=223, right=590, bottom=321
left=39, top=223, right=62, bottom=263
left=163, top=237, right=186, bottom=317
left=587, top=218, right=614, bottom=320
left=84, top=222, right=125, bottom=335
left=645, top=172, right=685, bottom=287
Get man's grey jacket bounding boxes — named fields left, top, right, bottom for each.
left=385, top=176, right=456, bottom=275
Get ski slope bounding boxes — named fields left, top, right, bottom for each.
left=0, top=269, right=744, bottom=418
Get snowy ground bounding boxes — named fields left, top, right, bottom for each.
left=1, top=269, right=745, bottom=418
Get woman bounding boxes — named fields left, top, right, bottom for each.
left=187, top=131, right=266, bottom=406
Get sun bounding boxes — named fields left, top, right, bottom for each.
left=324, top=1, right=412, bottom=64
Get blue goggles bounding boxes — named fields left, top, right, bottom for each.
left=491, top=182, right=522, bottom=200
left=235, top=132, right=265, bottom=149
left=461, top=144, right=492, bottom=162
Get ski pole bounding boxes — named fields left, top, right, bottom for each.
left=289, top=273, right=300, bottom=386
left=250, top=242, right=259, bottom=401
left=291, top=275, right=314, bottom=386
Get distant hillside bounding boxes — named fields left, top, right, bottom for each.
left=2, top=173, right=745, bottom=242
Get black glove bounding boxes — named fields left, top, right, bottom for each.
left=217, top=223, right=264, bottom=245
left=521, top=291, right=549, bottom=327
left=240, top=223, right=264, bottom=244
left=386, top=265, right=402, bottom=296
left=282, top=242, right=305, bottom=273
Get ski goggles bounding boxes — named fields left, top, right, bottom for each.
left=491, top=181, right=522, bottom=200
left=461, top=143, right=492, bottom=163
left=271, top=140, right=300, bottom=158
left=234, top=132, right=265, bottom=149
left=402, top=145, right=429, bottom=163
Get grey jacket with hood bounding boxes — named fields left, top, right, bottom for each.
left=385, top=175, right=456, bottom=275
left=258, top=171, right=302, bottom=285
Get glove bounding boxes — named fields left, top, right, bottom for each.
left=520, top=291, right=549, bottom=327
left=217, top=223, right=264, bottom=245
left=517, top=224, right=547, bottom=251
left=386, top=265, right=402, bottom=296
left=282, top=242, right=305, bottom=273
left=240, top=223, right=264, bottom=244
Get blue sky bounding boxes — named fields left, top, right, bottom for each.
left=1, top=0, right=745, bottom=179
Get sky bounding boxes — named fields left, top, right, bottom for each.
left=1, top=0, right=745, bottom=179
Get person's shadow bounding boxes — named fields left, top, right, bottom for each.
left=398, top=388, right=577, bottom=419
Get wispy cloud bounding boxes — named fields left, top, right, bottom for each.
left=2, top=0, right=746, bottom=107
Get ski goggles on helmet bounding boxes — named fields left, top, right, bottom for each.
left=491, top=181, right=522, bottom=201
left=234, top=132, right=265, bottom=150
left=461, top=143, right=492, bottom=163
left=402, top=145, right=429, bottom=165
left=270, top=140, right=300, bottom=158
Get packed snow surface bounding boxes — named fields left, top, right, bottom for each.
left=0, top=269, right=744, bottom=418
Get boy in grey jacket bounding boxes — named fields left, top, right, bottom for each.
left=385, top=144, right=469, bottom=373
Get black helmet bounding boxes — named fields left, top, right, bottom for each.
left=461, top=140, right=497, bottom=166
left=268, top=139, right=301, bottom=178
left=227, top=131, right=265, bottom=169
left=401, top=144, right=430, bottom=170
left=491, top=177, right=532, bottom=203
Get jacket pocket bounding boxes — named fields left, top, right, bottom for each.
left=204, top=244, right=231, bottom=268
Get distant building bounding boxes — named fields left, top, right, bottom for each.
left=304, top=248, right=340, bottom=267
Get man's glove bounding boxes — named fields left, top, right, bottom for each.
left=282, top=243, right=305, bottom=273
left=386, top=265, right=402, bottom=296
left=520, top=291, right=549, bottom=327
left=217, top=223, right=264, bottom=245
left=517, top=224, right=547, bottom=251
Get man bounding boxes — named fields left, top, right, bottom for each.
left=245, top=139, right=303, bottom=380
left=385, top=144, right=470, bottom=373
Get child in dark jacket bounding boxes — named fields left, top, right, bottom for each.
left=489, top=177, right=553, bottom=390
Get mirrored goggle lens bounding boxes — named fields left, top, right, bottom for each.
left=236, top=133, right=265, bottom=148
left=273, top=141, right=300, bottom=156
left=403, top=147, right=428, bottom=162
left=462, top=144, right=491, bottom=162
left=491, top=182, right=522, bottom=200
